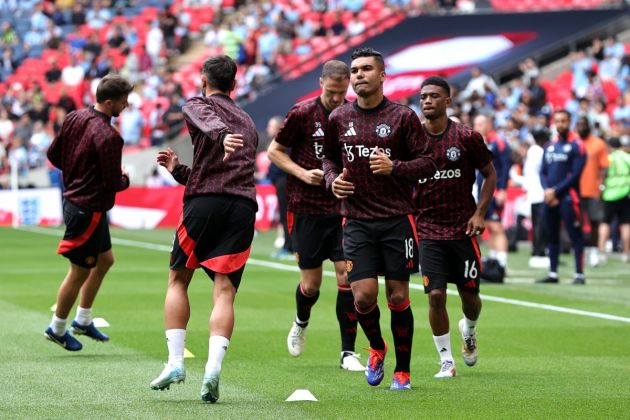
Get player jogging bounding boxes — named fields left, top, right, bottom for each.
left=415, top=76, right=496, bottom=378
left=267, top=60, right=364, bottom=371
left=44, top=74, right=133, bottom=351
left=149, top=55, right=258, bottom=403
left=323, top=48, right=436, bottom=390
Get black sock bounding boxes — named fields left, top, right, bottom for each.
left=355, top=302, right=385, bottom=351
left=336, top=287, right=357, bottom=352
left=295, top=283, right=319, bottom=327
left=389, top=300, right=413, bottom=373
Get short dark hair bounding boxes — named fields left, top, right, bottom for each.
left=95, top=74, right=133, bottom=103
left=554, top=109, right=572, bottom=119
left=322, top=60, right=350, bottom=80
left=202, top=55, right=237, bottom=93
left=421, top=76, right=451, bottom=96
left=351, top=47, right=385, bottom=69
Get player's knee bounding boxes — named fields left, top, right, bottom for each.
left=387, top=292, right=408, bottom=307
left=428, top=289, right=447, bottom=309
left=353, top=291, right=376, bottom=309
left=99, top=252, right=114, bottom=270
left=301, top=283, right=319, bottom=296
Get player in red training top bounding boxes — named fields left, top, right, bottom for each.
left=45, top=74, right=133, bottom=352
left=149, top=56, right=258, bottom=404
left=415, top=76, right=496, bottom=378
left=323, top=48, right=436, bottom=390
left=267, top=60, right=364, bottom=371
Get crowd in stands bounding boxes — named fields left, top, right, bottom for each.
left=0, top=0, right=628, bottom=192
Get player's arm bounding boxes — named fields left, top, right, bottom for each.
left=47, top=115, right=71, bottom=169
left=182, top=97, right=230, bottom=142
left=466, top=162, right=496, bottom=236
left=374, top=112, right=436, bottom=179
left=157, top=147, right=190, bottom=185
left=322, top=118, right=353, bottom=198
left=552, top=144, right=586, bottom=196
left=98, top=134, right=129, bottom=192
left=267, top=140, right=323, bottom=186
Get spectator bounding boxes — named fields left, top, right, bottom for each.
left=61, top=55, right=85, bottom=86
left=0, top=107, right=14, bottom=143
left=120, top=102, right=144, bottom=146
left=146, top=22, right=164, bottom=67
left=347, top=12, right=366, bottom=37
left=45, top=58, right=63, bottom=83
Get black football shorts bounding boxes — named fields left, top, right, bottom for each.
left=57, top=199, right=111, bottom=269
left=170, top=195, right=256, bottom=289
left=288, top=212, right=344, bottom=270
left=342, top=214, right=419, bottom=283
left=419, top=238, right=482, bottom=293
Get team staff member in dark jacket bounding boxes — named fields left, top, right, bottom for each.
left=45, top=74, right=133, bottom=351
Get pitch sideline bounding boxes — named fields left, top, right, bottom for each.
left=20, top=226, right=630, bottom=324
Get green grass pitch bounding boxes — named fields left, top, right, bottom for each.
left=1, top=226, right=629, bottom=419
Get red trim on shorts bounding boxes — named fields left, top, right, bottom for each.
left=471, top=237, right=482, bottom=271
left=57, top=212, right=102, bottom=254
left=407, top=214, right=418, bottom=243
left=287, top=211, right=294, bottom=235
left=177, top=218, right=200, bottom=269
left=200, top=247, right=251, bottom=274
left=387, top=299, right=410, bottom=312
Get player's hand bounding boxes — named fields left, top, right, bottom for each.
left=301, top=169, right=324, bottom=186
left=223, top=133, right=244, bottom=161
left=156, top=147, right=180, bottom=173
left=495, top=189, right=507, bottom=207
left=548, top=197, right=560, bottom=207
left=332, top=168, right=354, bottom=199
left=369, top=149, right=393, bottom=175
left=544, top=188, right=556, bottom=204
left=466, top=213, right=485, bottom=237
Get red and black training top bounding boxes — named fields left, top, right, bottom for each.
left=172, top=94, right=258, bottom=205
left=47, top=107, right=129, bottom=212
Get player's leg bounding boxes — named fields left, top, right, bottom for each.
left=334, top=260, right=363, bottom=371
left=45, top=262, right=90, bottom=351
left=286, top=214, right=325, bottom=357
left=287, top=266, right=322, bottom=356
left=150, top=267, right=194, bottom=391
left=46, top=201, right=105, bottom=351
left=454, top=237, right=482, bottom=367
left=561, top=198, right=585, bottom=284
left=420, top=239, right=455, bottom=378
left=382, top=215, right=417, bottom=389
left=70, top=249, right=113, bottom=342
left=538, top=204, right=561, bottom=283
left=618, top=198, right=630, bottom=262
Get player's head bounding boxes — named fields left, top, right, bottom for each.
left=95, top=74, right=133, bottom=117
left=201, top=55, right=237, bottom=95
left=531, top=127, right=550, bottom=146
left=608, top=137, right=621, bottom=149
left=473, top=114, right=493, bottom=137
left=575, top=116, right=591, bottom=138
left=350, top=47, right=385, bottom=98
left=319, top=60, right=350, bottom=111
left=553, top=109, right=571, bottom=139
left=419, top=76, right=451, bottom=121
left=266, top=115, right=283, bottom=139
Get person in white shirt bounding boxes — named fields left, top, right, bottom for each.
left=510, top=128, right=549, bottom=268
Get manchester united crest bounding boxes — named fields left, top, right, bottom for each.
left=446, top=146, right=460, bottom=161
left=346, top=260, right=354, bottom=272
left=375, top=123, right=391, bottom=138
left=422, top=275, right=430, bottom=287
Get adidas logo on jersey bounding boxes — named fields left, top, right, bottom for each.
left=344, top=126, right=357, bottom=136
left=312, top=128, right=325, bottom=137
left=344, top=122, right=357, bottom=137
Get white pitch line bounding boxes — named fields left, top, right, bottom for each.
left=18, top=226, right=630, bottom=324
